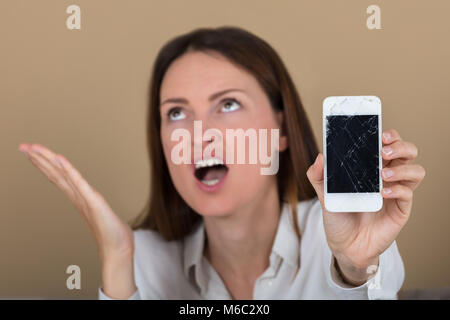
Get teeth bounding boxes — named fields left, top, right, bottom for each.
left=201, top=179, right=220, bottom=186
left=194, top=158, right=224, bottom=169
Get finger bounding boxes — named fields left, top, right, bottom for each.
left=27, top=144, right=65, bottom=177
left=18, top=143, right=31, bottom=153
left=28, top=143, right=64, bottom=171
left=56, top=154, right=103, bottom=213
left=26, top=144, right=90, bottom=212
left=381, top=184, right=413, bottom=218
left=26, top=149, right=75, bottom=198
left=381, top=130, right=403, bottom=168
left=21, top=144, right=106, bottom=237
left=382, top=129, right=402, bottom=145
left=29, top=145, right=87, bottom=202
left=54, top=155, right=110, bottom=236
left=25, top=144, right=88, bottom=214
left=56, top=154, right=95, bottom=215
left=382, top=164, right=426, bottom=188
left=381, top=140, right=418, bottom=162
left=306, top=153, right=324, bottom=204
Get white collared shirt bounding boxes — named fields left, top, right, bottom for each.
left=98, top=197, right=405, bottom=300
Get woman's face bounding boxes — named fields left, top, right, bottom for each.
left=160, top=50, right=287, bottom=217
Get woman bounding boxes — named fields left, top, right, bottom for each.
left=18, top=26, right=425, bottom=300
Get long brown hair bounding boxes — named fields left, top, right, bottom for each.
left=130, top=26, right=319, bottom=244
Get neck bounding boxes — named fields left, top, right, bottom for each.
left=203, top=182, right=281, bottom=279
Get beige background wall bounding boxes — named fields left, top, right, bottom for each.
left=1, top=0, right=449, bottom=298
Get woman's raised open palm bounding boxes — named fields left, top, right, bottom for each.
left=18, top=143, right=137, bottom=299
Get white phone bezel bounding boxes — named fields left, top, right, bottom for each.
left=322, top=95, right=383, bottom=212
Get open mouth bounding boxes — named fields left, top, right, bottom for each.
left=194, top=158, right=229, bottom=187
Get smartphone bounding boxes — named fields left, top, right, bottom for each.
left=322, top=95, right=383, bottom=212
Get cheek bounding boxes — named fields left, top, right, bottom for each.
left=160, top=125, right=187, bottom=165
left=226, top=162, right=276, bottom=204
left=160, top=128, right=197, bottom=202
left=161, top=133, right=188, bottom=175
left=215, top=164, right=276, bottom=216
left=161, top=135, right=172, bottom=164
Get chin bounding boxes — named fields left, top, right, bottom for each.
left=187, top=193, right=239, bottom=217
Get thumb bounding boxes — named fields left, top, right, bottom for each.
left=306, top=153, right=324, bottom=204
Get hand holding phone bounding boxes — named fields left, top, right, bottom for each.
left=305, top=96, right=426, bottom=283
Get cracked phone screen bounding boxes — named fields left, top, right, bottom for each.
left=326, top=115, right=379, bottom=193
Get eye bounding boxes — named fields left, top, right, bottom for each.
left=167, top=107, right=186, bottom=121
left=220, top=98, right=241, bottom=113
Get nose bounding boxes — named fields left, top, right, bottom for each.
left=192, top=118, right=222, bottom=161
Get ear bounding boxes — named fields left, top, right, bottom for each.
left=276, top=111, right=288, bottom=152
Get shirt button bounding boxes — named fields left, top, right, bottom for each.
left=267, top=280, right=272, bottom=286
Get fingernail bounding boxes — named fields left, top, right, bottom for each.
left=383, top=132, right=391, bottom=141
left=383, top=169, right=394, bottom=178
left=383, top=188, right=392, bottom=195
left=382, top=146, right=393, bottom=155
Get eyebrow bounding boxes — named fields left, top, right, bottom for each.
left=159, top=88, right=246, bottom=107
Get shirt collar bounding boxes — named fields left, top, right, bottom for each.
left=272, top=201, right=301, bottom=268
left=182, top=201, right=300, bottom=280
left=183, top=219, right=206, bottom=279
